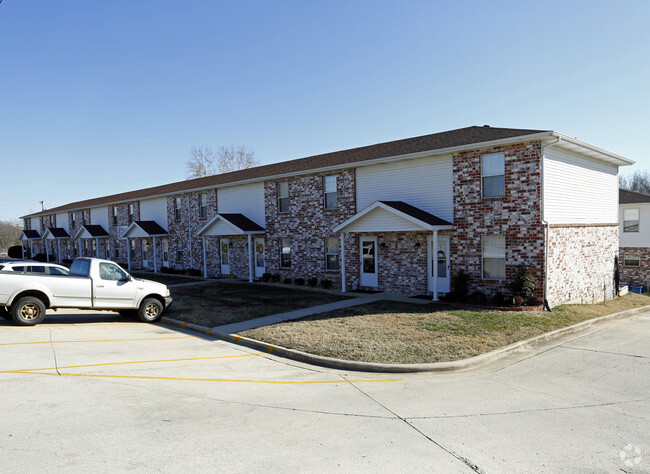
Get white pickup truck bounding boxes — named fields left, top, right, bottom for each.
left=0, top=258, right=173, bottom=326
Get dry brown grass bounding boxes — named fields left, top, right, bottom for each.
left=165, top=281, right=348, bottom=327
left=241, top=293, right=650, bottom=364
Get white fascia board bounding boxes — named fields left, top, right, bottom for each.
left=549, top=133, right=635, bottom=166
left=333, top=201, right=453, bottom=233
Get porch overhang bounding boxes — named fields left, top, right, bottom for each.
left=42, top=228, right=70, bottom=240
left=197, top=213, right=265, bottom=237
left=123, top=220, right=169, bottom=238
left=18, top=230, right=41, bottom=240
left=74, top=225, right=110, bottom=239
left=333, top=201, right=453, bottom=233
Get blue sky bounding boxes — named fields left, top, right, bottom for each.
left=1, top=0, right=649, bottom=221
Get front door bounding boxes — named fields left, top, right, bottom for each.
left=428, top=236, right=450, bottom=293
left=142, top=239, right=149, bottom=268
left=220, top=238, right=230, bottom=275
left=360, top=236, right=378, bottom=288
left=254, top=237, right=265, bottom=277
left=162, top=239, right=169, bottom=267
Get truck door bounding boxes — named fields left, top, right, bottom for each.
left=94, top=262, right=136, bottom=309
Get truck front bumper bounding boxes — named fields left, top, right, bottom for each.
left=164, top=296, right=173, bottom=308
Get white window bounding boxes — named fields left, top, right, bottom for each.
left=174, top=197, right=182, bottom=221
left=482, top=235, right=505, bottom=280
left=325, top=237, right=340, bottom=271
left=481, top=152, right=505, bottom=198
left=624, top=253, right=640, bottom=267
left=128, top=204, right=135, bottom=223
left=278, top=182, right=289, bottom=213
left=279, top=237, right=291, bottom=268
left=623, top=208, right=640, bottom=233
left=176, top=239, right=183, bottom=261
left=112, top=206, right=118, bottom=225
left=324, top=175, right=338, bottom=209
left=199, top=193, right=208, bottom=219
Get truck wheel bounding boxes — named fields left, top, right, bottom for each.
left=11, top=296, right=47, bottom=326
left=138, top=298, right=163, bottom=323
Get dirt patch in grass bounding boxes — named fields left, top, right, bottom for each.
left=165, top=281, right=349, bottom=327
left=240, top=293, right=650, bottom=364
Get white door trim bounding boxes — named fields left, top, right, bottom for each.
left=428, top=235, right=450, bottom=293
left=220, top=238, right=230, bottom=275
left=254, top=237, right=265, bottom=277
left=360, top=236, right=378, bottom=288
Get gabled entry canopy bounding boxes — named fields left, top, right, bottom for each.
left=123, top=220, right=168, bottom=238
left=18, top=229, right=41, bottom=240
left=74, top=225, right=110, bottom=239
left=333, top=201, right=453, bottom=233
left=42, top=228, right=70, bottom=239
left=197, top=213, right=265, bottom=237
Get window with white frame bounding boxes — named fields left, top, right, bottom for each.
left=278, top=182, right=289, bottom=213
left=324, top=175, right=338, bottom=209
left=325, top=237, right=340, bottom=271
left=112, top=206, right=118, bottom=225
left=114, top=239, right=120, bottom=259
left=176, top=239, right=183, bottom=261
left=199, top=193, right=208, bottom=219
left=624, top=253, right=640, bottom=267
left=130, top=239, right=136, bottom=259
left=174, top=197, right=182, bottom=221
left=128, top=204, right=135, bottom=223
left=279, top=237, right=291, bottom=268
left=481, top=152, right=505, bottom=198
left=482, top=235, right=505, bottom=279
left=623, top=208, right=640, bottom=232
left=71, top=212, right=76, bottom=226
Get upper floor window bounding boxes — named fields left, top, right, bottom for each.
left=324, top=175, right=338, bottom=209
left=112, top=206, right=118, bottom=225
left=481, top=152, right=505, bottom=199
left=278, top=182, right=289, bottom=213
left=482, top=235, right=505, bottom=280
left=623, top=208, right=640, bottom=232
left=71, top=212, right=76, bottom=226
left=174, top=197, right=182, bottom=221
left=325, top=237, right=340, bottom=271
left=128, top=204, right=135, bottom=223
left=199, top=193, right=208, bottom=219
left=279, top=237, right=291, bottom=268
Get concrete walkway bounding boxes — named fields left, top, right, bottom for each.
left=213, top=296, right=377, bottom=333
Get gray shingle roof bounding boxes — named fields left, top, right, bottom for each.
left=619, top=189, right=650, bottom=204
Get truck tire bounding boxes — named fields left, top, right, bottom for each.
left=138, top=298, right=163, bottom=323
left=11, top=296, right=47, bottom=326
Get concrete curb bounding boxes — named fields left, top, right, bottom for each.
left=159, top=305, right=650, bottom=373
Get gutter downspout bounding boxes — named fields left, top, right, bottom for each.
left=541, top=136, right=561, bottom=311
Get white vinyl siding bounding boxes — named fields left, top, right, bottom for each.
left=55, top=213, right=68, bottom=231
left=620, top=203, right=650, bottom=247
left=90, top=207, right=108, bottom=228
left=543, top=147, right=618, bottom=224
left=356, top=155, right=453, bottom=222
left=218, top=182, right=265, bottom=226
left=140, top=197, right=168, bottom=224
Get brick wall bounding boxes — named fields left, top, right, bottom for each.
left=619, top=247, right=650, bottom=288
left=264, top=169, right=356, bottom=286
left=547, top=224, right=618, bottom=306
left=452, top=142, right=545, bottom=300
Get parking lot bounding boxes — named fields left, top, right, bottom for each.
left=1, top=309, right=648, bottom=472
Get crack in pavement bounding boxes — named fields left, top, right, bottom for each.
left=47, top=328, right=61, bottom=376
left=560, top=345, right=649, bottom=359
left=405, top=397, right=648, bottom=420
left=341, top=375, right=484, bottom=473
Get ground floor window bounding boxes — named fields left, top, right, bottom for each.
left=279, top=238, right=291, bottom=268
left=176, top=239, right=183, bottom=261
left=624, top=253, right=640, bottom=267
left=325, top=237, right=339, bottom=271
left=482, top=235, right=505, bottom=280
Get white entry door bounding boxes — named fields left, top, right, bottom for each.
left=360, top=236, right=378, bottom=288
left=220, top=238, right=230, bottom=275
left=428, top=236, right=450, bottom=293
left=254, top=238, right=265, bottom=277
left=142, top=239, right=149, bottom=268
left=162, top=239, right=169, bottom=267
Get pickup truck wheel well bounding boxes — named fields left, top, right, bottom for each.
left=11, top=291, right=50, bottom=309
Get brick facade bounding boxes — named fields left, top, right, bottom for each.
left=263, top=169, right=356, bottom=285
left=452, top=142, right=545, bottom=300
left=618, top=247, right=650, bottom=289
left=546, top=224, right=618, bottom=306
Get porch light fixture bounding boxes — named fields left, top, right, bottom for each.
left=414, top=242, right=421, bottom=248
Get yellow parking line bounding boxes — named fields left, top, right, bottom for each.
left=3, top=353, right=264, bottom=373
left=0, top=336, right=194, bottom=346
left=5, top=370, right=402, bottom=384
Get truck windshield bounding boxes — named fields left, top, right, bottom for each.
left=69, top=259, right=91, bottom=277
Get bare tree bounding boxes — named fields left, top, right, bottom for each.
left=620, top=170, right=650, bottom=195
left=0, top=219, right=23, bottom=249
left=185, top=144, right=259, bottom=179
